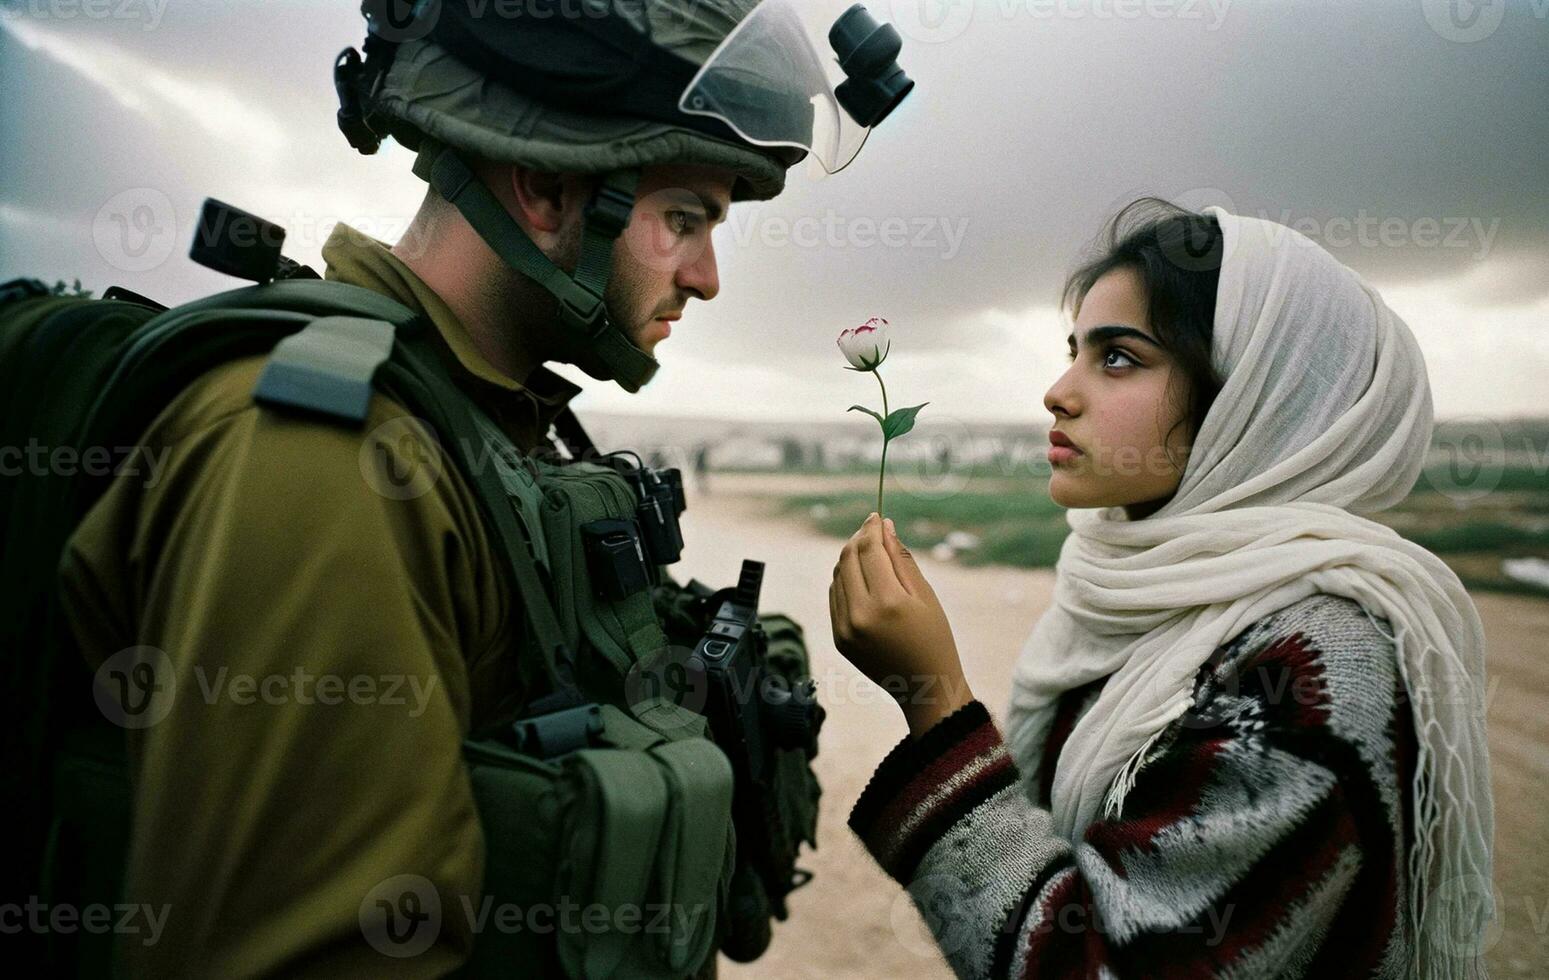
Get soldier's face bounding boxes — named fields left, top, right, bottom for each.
left=604, top=164, right=737, bottom=359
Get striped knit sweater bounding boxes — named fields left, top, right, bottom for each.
left=849, top=593, right=1419, bottom=978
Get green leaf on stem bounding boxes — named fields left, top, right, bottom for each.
left=882, top=402, right=929, bottom=441
left=847, top=405, right=885, bottom=426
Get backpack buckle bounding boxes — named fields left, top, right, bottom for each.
left=512, top=703, right=603, bottom=759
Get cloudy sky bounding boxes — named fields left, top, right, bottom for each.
left=3, top=0, right=1546, bottom=426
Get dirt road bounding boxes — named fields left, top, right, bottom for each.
left=678, top=478, right=1548, bottom=978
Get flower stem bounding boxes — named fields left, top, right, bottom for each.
left=874, top=369, right=890, bottom=518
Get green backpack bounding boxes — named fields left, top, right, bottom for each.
left=0, top=206, right=822, bottom=977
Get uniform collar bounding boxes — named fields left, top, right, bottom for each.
left=320, top=223, right=581, bottom=446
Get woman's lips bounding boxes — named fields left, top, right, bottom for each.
left=1047, top=430, right=1083, bottom=465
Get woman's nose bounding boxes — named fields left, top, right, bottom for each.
left=1044, top=368, right=1078, bottom=418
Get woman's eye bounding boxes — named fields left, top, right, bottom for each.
left=1065, top=346, right=1139, bottom=368
left=1103, top=347, right=1138, bottom=369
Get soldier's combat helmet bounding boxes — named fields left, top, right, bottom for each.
left=335, top=0, right=913, bottom=392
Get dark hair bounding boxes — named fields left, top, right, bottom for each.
left=1061, top=197, right=1225, bottom=470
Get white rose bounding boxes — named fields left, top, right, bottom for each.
left=837, top=316, right=891, bottom=371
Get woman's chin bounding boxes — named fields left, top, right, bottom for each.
left=1048, top=472, right=1131, bottom=511
left=1048, top=472, right=1097, bottom=509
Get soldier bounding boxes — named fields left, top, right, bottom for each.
left=1, top=0, right=911, bottom=976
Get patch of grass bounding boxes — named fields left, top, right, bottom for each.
left=720, top=463, right=880, bottom=477
left=781, top=472, right=1549, bottom=597
left=1402, top=521, right=1549, bottom=554
left=784, top=480, right=1069, bottom=567
left=959, top=522, right=1070, bottom=567
left=1411, top=465, right=1548, bottom=497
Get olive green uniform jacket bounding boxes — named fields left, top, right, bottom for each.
left=59, top=224, right=580, bottom=977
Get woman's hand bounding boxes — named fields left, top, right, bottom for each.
left=829, top=513, right=975, bottom=737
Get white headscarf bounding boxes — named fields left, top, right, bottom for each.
left=1007, top=206, right=1495, bottom=976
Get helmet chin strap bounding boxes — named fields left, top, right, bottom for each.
left=411, top=140, right=660, bottom=393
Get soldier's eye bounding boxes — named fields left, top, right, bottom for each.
left=665, top=210, right=702, bottom=237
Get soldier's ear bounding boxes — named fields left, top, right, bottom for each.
left=505, top=164, right=569, bottom=235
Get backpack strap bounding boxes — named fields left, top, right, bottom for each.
left=376, top=328, right=584, bottom=697
left=253, top=315, right=396, bottom=423
left=194, top=283, right=585, bottom=699
left=466, top=404, right=551, bottom=574
left=5, top=275, right=589, bottom=973
left=71, top=276, right=585, bottom=701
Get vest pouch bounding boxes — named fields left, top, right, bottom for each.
left=461, top=704, right=733, bottom=980
left=536, top=463, right=671, bottom=700
left=633, top=737, right=735, bottom=975
left=460, top=734, right=569, bottom=978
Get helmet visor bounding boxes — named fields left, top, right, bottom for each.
left=678, top=0, right=873, bottom=174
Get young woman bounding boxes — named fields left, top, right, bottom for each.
left=829, top=201, right=1495, bottom=979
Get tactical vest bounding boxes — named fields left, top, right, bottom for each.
left=0, top=252, right=821, bottom=977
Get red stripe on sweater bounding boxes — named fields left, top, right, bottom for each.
left=869, top=720, right=1006, bottom=837
left=1084, top=736, right=1228, bottom=860
left=1243, top=633, right=1334, bottom=730
left=1019, top=865, right=1088, bottom=978
left=1178, top=781, right=1359, bottom=966
left=872, top=750, right=1018, bottom=874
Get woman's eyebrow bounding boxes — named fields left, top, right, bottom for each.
left=1066, top=324, right=1163, bottom=350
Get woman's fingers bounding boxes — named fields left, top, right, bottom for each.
left=828, top=575, right=841, bottom=631
left=837, top=533, right=868, bottom=608
left=882, top=518, right=930, bottom=597
left=830, top=566, right=851, bottom=640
